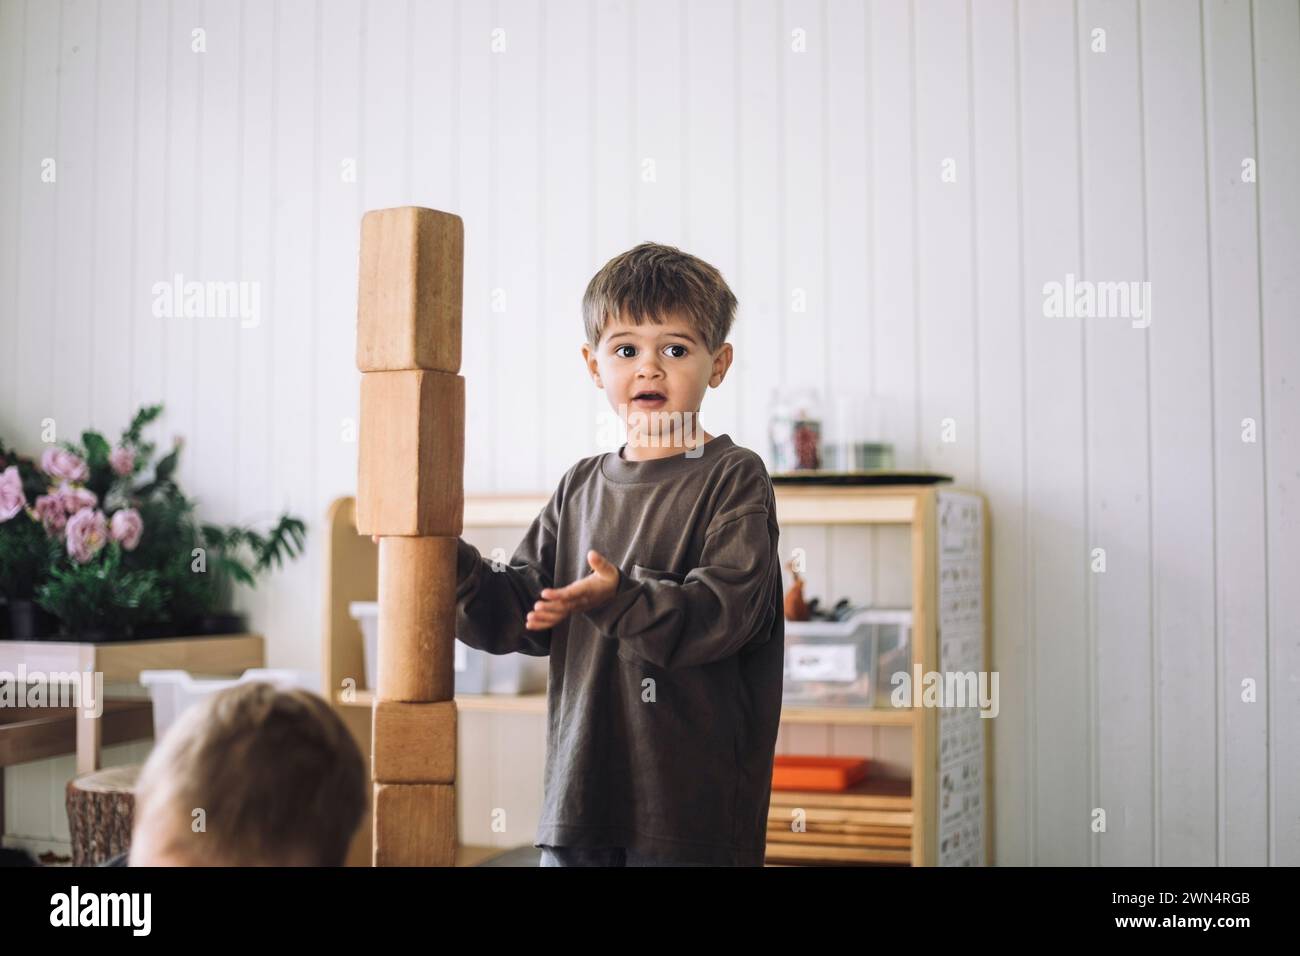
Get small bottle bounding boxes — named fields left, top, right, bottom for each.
left=770, top=387, right=822, bottom=471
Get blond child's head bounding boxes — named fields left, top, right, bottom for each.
left=580, top=242, right=737, bottom=449
left=129, top=682, right=366, bottom=867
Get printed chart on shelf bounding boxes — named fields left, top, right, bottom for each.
left=936, top=490, right=986, bottom=866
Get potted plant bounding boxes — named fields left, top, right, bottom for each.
left=0, top=404, right=307, bottom=641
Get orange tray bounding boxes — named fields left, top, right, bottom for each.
left=771, top=755, right=870, bottom=792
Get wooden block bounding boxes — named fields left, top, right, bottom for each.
left=356, top=206, right=463, bottom=373
left=373, top=783, right=456, bottom=867
left=372, top=700, right=457, bottom=784
left=376, top=536, right=457, bottom=702
left=357, top=369, right=465, bottom=536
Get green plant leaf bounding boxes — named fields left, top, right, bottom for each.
left=82, top=431, right=111, bottom=468
left=154, top=446, right=179, bottom=483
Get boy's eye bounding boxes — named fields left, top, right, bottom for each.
left=614, top=344, right=688, bottom=359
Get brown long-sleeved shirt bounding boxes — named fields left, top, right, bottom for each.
left=454, top=433, right=785, bottom=866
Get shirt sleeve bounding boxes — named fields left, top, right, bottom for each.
left=454, top=477, right=564, bottom=657
left=580, top=506, right=780, bottom=671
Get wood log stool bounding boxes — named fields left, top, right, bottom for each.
left=65, top=764, right=141, bottom=866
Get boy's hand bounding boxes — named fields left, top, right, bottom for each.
left=526, top=550, right=620, bottom=630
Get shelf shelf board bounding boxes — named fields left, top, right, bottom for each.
left=780, top=705, right=915, bottom=726
left=460, top=486, right=928, bottom=529
left=338, top=689, right=547, bottom=715
left=338, top=688, right=911, bottom=726
left=773, top=486, right=920, bottom=525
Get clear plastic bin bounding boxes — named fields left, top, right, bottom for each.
left=348, top=601, right=545, bottom=695
left=138, top=668, right=320, bottom=743
left=484, top=652, right=547, bottom=695
left=782, top=608, right=912, bottom=708
left=863, top=609, right=913, bottom=708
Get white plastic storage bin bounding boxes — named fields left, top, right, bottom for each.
left=348, top=601, right=546, bottom=695
left=349, top=600, right=385, bottom=692
left=782, top=608, right=912, bottom=709
left=138, top=668, right=320, bottom=743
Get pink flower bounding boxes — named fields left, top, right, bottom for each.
left=110, top=508, right=143, bottom=550
left=109, top=446, right=136, bottom=476
left=34, top=493, right=68, bottom=535
left=41, top=447, right=89, bottom=483
left=66, top=508, right=109, bottom=564
left=55, top=481, right=97, bottom=515
left=0, top=466, right=25, bottom=522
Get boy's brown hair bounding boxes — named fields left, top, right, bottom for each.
left=133, top=682, right=366, bottom=866
left=583, top=242, right=738, bottom=354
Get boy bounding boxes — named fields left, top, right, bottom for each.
left=455, top=242, right=785, bottom=866
left=125, top=682, right=367, bottom=866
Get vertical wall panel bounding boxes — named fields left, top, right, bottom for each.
left=265, top=0, right=318, bottom=669
left=1019, top=0, right=1088, bottom=865
left=971, top=0, right=1027, bottom=867
left=869, top=0, right=919, bottom=468
left=90, top=0, right=137, bottom=436
left=51, top=0, right=98, bottom=439
left=825, top=0, right=869, bottom=459
left=1142, top=0, right=1218, bottom=866
left=132, top=0, right=169, bottom=420
left=540, top=0, right=596, bottom=480
left=161, top=0, right=199, bottom=488
left=736, top=0, right=783, bottom=458
left=234, top=0, right=277, bottom=670
left=915, top=0, right=976, bottom=484
left=1253, top=0, right=1300, bottom=866
left=458, top=0, right=494, bottom=490
left=194, top=0, right=240, bottom=527
left=632, top=0, right=683, bottom=243
left=1204, top=0, right=1268, bottom=867
left=1079, top=0, right=1154, bottom=867
left=314, top=0, right=361, bottom=524
left=493, top=0, right=542, bottom=489
left=782, top=0, right=828, bottom=394
left=0, top=0, right=25, bottom=421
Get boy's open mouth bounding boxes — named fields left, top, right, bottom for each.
left=632, top=392, right=666, bottom=404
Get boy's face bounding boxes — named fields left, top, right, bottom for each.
left=582, top=312, right=732, bottom=445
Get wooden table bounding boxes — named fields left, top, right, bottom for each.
left=0, top=634, right=264, bottom=774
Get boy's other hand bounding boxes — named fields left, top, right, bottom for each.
left=526, top=550, right=620, bottom=630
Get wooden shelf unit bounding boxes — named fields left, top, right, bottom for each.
left=323, top=483, right=991, bottom=867
left=771, top=483, right=992, bottom=866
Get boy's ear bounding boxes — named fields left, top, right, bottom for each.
left=708, top=342, right=734, bottom=387
left=581, top=343, right=602, bottom=387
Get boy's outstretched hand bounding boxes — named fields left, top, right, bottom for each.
left=526, top=550, right=620, bottom=630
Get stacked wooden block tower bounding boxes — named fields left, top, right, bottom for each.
left=354, top=207, right=466, bottom=866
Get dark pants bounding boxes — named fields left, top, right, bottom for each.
left=538, top=845, right=716, bottom=867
